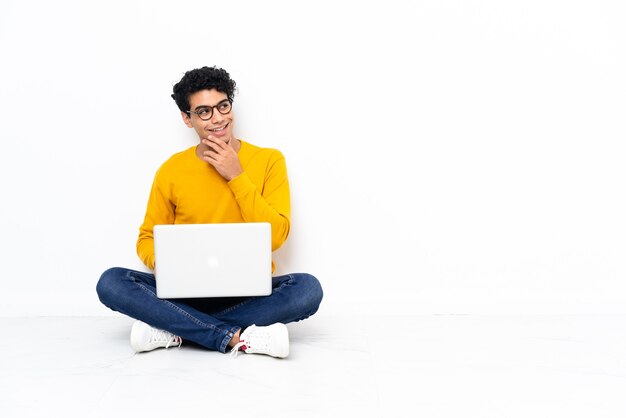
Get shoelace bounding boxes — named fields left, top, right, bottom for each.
left=230, top=341, right=246, bottom=358
left=150, top=328, right=182, bottom=349
left=229, top=326, right=272, bottom=358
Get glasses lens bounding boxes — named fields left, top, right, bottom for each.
left=217, top=101, right=232, bottom=115
left=198, top=108, right=213, bottom=120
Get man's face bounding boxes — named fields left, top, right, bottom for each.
left=182, top=89, right=234, bottom=143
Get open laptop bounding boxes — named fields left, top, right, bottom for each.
left=153, top=222, right=272, bottom=299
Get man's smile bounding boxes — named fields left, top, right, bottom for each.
left=209, top=122, right=229, bottom=132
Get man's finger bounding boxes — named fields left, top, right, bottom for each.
left=207, top=136, right=228, bottom=150
left=201, top=139, right=222, bottom=153
left=203, top=149, right=221, bottom=160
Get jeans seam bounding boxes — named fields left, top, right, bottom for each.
left=213, top=298, right=253, bottom=316
left=212, top=274, right=296, bottom=316
left=219, top=326, right=241, bottom=353
left=127, top=270, right=229, bottom=334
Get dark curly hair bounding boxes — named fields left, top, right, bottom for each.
left=171, top=66, right=237, bottom=113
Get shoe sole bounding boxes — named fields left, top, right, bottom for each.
left=130, top=321, right=151, bottom=352
left=272, top=323, right=290, bottom=358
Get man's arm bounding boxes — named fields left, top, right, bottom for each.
left=136, top=169, right=175, bottom=270
left=201, top=136, right=291, bottom=251
left=227, top=154, right=291, bottom=251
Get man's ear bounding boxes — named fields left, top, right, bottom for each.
left=181, top=111, right=193, bottom=128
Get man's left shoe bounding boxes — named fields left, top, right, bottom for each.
left=230, top=323, right=289, bottom=358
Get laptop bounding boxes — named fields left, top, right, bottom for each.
left=153, top=222, right=272, bottom=299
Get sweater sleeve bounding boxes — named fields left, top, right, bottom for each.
left=136, top=168, right=175, bottom=270
left=227, top=152, right=291, bottom=251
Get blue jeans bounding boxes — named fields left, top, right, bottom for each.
left=96, top=267, right=323, bottom=353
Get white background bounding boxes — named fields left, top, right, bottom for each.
left=0, top=0, right=624, bottom=316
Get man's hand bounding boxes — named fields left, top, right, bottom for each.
left=200, top=136, right=243, bottom=181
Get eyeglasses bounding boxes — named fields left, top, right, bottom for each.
left=186, top=99, right=232, bottom=120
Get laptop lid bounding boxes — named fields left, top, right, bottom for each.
left=153, top=222, right=272, bottom=299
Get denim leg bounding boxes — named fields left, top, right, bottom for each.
left=96, top=267, right=240, bottom=353
left=96, top=268, right=323, bottom=353
left=210, top=273, right=324, bottom=329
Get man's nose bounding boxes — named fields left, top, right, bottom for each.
left=210, top=109, right=225, bottom=123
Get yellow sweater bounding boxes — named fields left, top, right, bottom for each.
left=137, top=140, right=291, bottom=271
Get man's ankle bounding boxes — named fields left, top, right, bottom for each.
left=227, top=329, right=241, bottom=349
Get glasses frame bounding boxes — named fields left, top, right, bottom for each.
left=185, top=99, right=233, bottom=121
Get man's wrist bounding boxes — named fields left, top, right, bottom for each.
left=226, top=170, right=243, bottom=182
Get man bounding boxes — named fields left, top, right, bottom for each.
left=96, top=66, right=323, bottom=358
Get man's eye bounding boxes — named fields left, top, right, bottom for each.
left=197, top=109, right=210, bottom=116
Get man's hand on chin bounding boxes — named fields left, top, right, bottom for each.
left=200, top=135, right=243, bottom=181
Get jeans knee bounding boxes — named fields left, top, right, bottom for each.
left=96, top=267, right=127, bottom=307
left=296, top=273, right=323, bottom=315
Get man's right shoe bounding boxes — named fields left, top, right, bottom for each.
left=130, top=320, right=182, bottom=353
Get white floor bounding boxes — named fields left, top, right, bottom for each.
left=2, top=314, right=626, bottom=417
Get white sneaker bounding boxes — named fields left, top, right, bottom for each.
left=230, top=323, right=289, bottom=358
left=130, top=320, right=182, bottom=353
